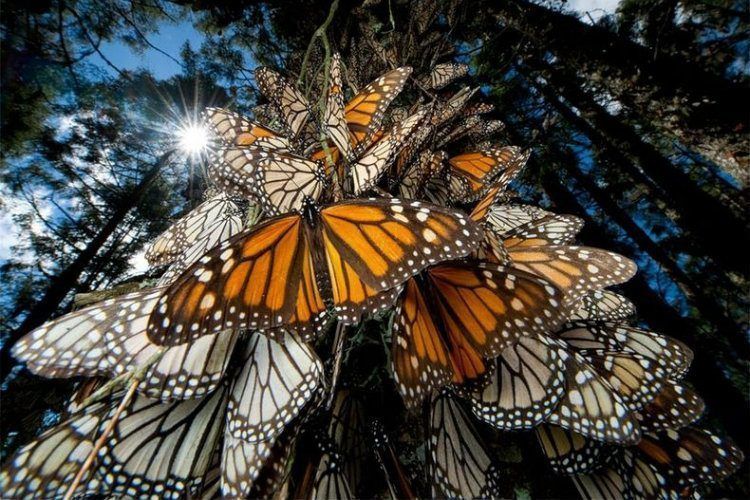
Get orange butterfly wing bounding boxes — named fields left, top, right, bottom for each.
left=345, top=67, right=412, bottom=152
left=469, top=185, right=503, bottom=223
left=147, top=214, right=326, bottom=344
left=506, top=245, right=637, bottom=306
left=319, top=200, right=482, bottom=324
left=427, top=262, right=564, bottom=360
left=392, top=278, right=453, bottom=406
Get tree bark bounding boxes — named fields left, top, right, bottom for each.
left=1, top=151, right=173, bottom=382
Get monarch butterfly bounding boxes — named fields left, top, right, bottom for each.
left=472, top=196, right=637, bottom=312
left=448, top=146, right=530, bottom=203
left=558, top=322, right=693, bottom=380
left=323, top=56, right=413, bottom=160
left=469, top=196, right=573, bottom=265
left=204, top=107, right=292, bottom=152
left=536, top=424, right=609, bottom=475
left=636, top=381, right=704, bottom=432
left=147, top=198, right=482, bottom=345
left=568, top=290, right=636, bottom=322
left=347, top=108, right=428, bottom=195
left=506, top=246, right=637, bottom=307
left=12, top=288, right=238, bottom=401
left=418, top=62, right=469, bottom=90
left=256, top=67, right=312, bottom=139
left=216, top=146, right=327, bottom=215
left=464, top=333, right=567, bottom=430
left=391, top=262, right=564, bottom=407
left=428, top=392, right=502, bottom=498
left=226, top=330, right=324, bottom=443
left=544, top=345, right=640, bottom=444
left=634, top=427, right=744, bottom=489
left=343, top=66, right=413, bottom=154
left=145, top=193, right=242, bottom=267
left=573, top=426, right=744, bottom=499
left=0, top=387, right=229, bottom=498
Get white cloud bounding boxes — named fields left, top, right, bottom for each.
left=563, top=0, right=621, bottom=23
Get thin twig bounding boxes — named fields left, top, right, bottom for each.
left=326, top=322, right=347, bottom=410
left=82, top=347, right=166, bottom=407
left=297, top=0, right=340, bottom=87
left=63, top=380, right=139, bottom=500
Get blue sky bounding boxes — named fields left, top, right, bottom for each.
left=91, top=17, right=205, bottom=79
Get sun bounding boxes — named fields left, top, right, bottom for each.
left=177, top=122, right=210, bottom=156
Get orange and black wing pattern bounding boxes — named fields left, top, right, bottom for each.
left=392, top=278, right=453, bottom=406
left=634, top=427, right=744, bottom=490
left=319, top=199, right=482, bottom=310
left=506, top=245, right=637, bottom=306
left=345, top=67, right=412, bottom=153
left=427, top=262, right=564, bottom=360
left=469, top=185, right=506, bottom=223
left=448, top=146, right=529, bottom=202
left=204, top=107, right=291, bottom=152
left=147, top=214, right=326, bottom=345
left=392, top=261, right=565, bottom=406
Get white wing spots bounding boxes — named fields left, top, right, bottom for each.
left=226, top=331, right=323, bottom=443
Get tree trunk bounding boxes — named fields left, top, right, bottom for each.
left=1, top=151, right=173, bottom=382
left=490, top=0, right=749, bottom=131
left=524, top=63, right=749, bottom=275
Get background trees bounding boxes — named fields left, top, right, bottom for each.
left=1, top=0, right=747, bottom=495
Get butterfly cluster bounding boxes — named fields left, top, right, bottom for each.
left=2, top=47, right=743, bottom=500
